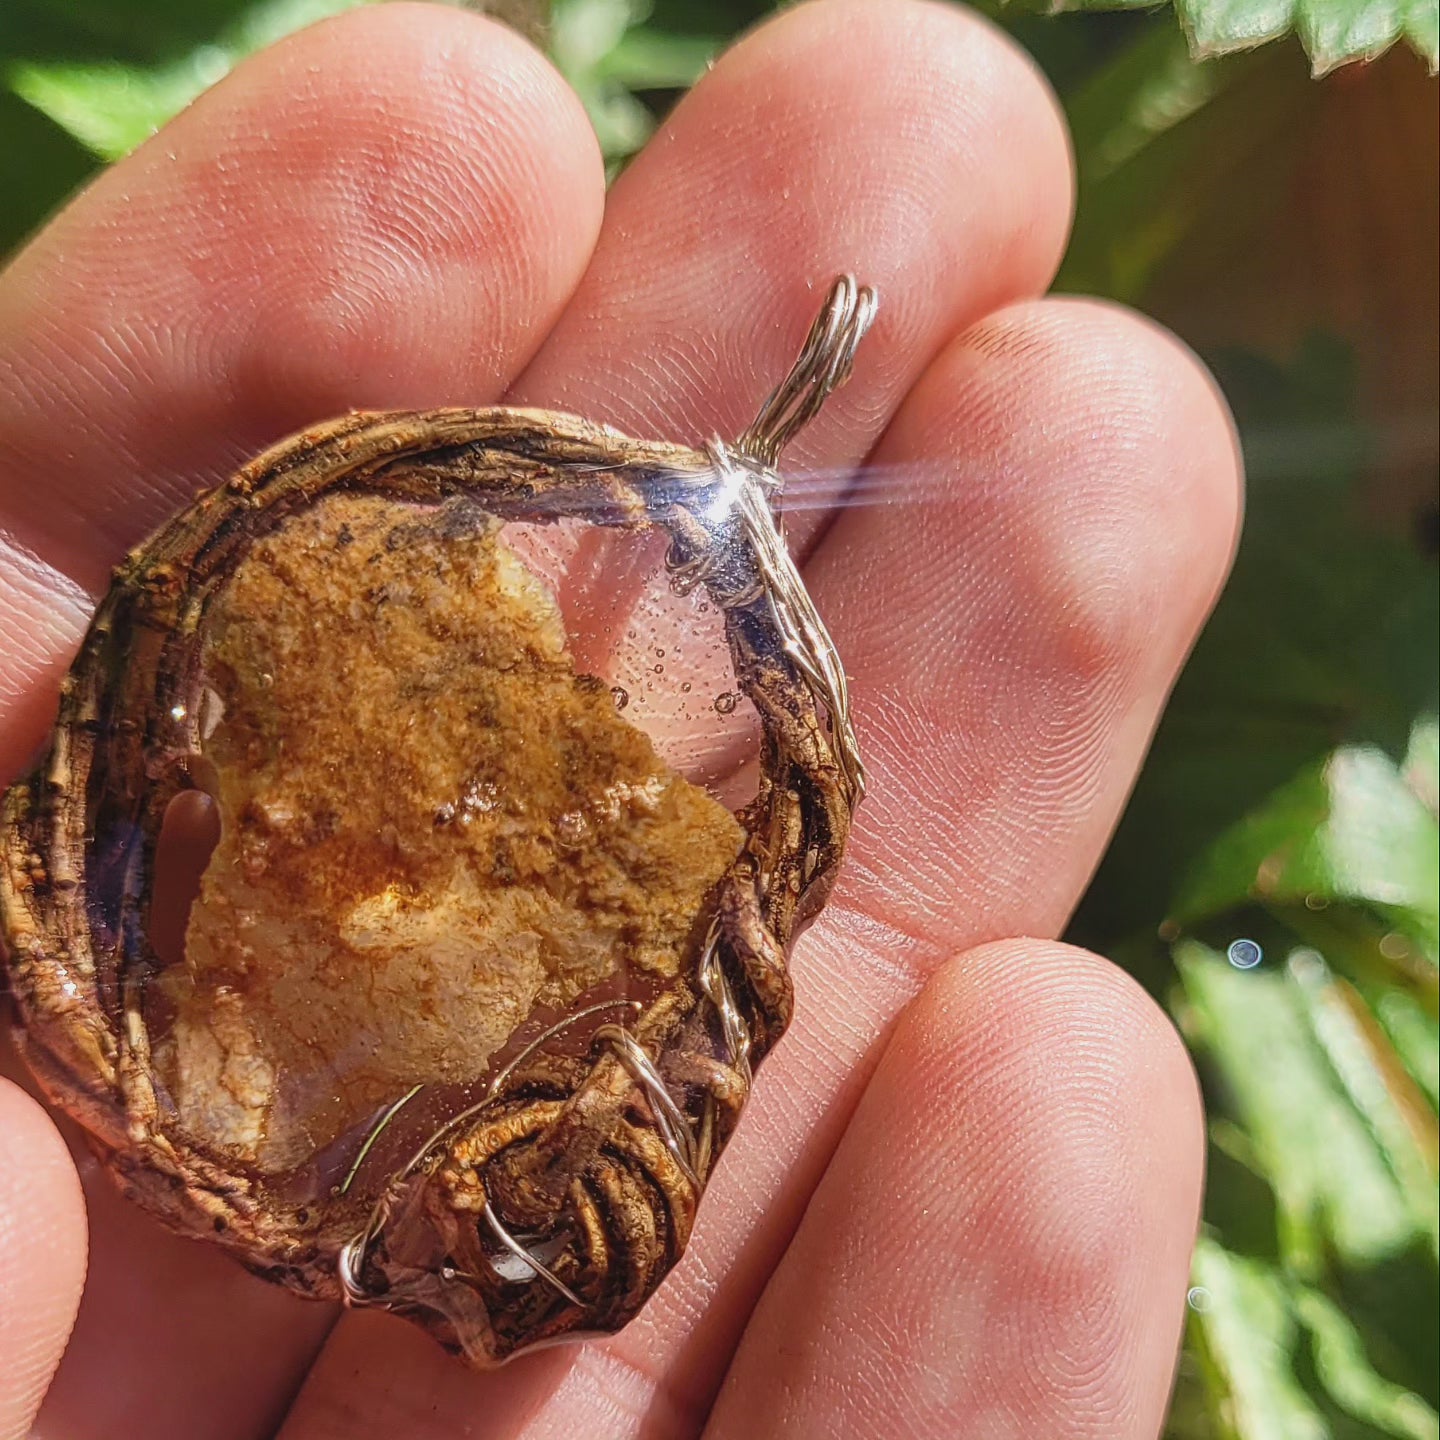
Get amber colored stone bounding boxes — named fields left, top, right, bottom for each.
left=153, top=494, right=742, bottom=1171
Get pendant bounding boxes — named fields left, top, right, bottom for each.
left=0, top=276, right=875, bottom=1365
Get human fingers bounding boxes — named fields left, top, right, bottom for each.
left=329, top=297, right=1234, bottom=1439
left=275, top=0, right=1080, bottom=1431
left=805, top=296, right=1241, bottom=954
left=600, top=300, right=1235, bottom=1438
left=510, top=0, right=1071, bottom=498
left=483, top=0, right=1075, bottom=784
left=0, top=0, right=604, bottom=781
left=638, top=297, right=1235, bottom=1432
left=707, top=940, right=1205, bottom=1440
left=0, top=1079, right=86, bottom=1440
left=0, top=7, right=605, bottom=1436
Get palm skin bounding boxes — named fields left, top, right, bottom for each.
left=0, top=3, right=1240, bottom=1437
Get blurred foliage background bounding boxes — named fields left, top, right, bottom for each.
left=1, top=0, right=1436, bottom=1435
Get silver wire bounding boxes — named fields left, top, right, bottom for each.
left=337, top=999, right=639, bottom=1308
left=696, top=909, right=752, bottom=1085
left=593, top=1024, right=703, bottom=1193
left=483, top=1202, right=585, bottom=1307
left=666, top=275, right=873, bottom=803
left=737, top=275, right=878, bottom=469
left=711, top=438, right=866, bottom=804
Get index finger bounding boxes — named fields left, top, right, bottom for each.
left=0, top=1, right=605, bottom=782
left=0, top=7, right=607, bottom=1438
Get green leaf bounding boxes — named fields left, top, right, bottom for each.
left=1292, top=1285, right=1440, bottom=1440
left=1372, top=987, right=1440, bottom=1107
left=1066, top=21, right=1224, bottom=186
left=1188, top=1238, right=1331, bottom=1440
left=1404, top=717, right=1439, bottom=820
left=1057, top=28, right=1312, bottom=306
left=0, top=0, right=256, bottom=68
left=1045, top=0, right=1438, bottom=74
left=1178, top=941, right=1417, bottom=1270
left=550, top=0, right=659, bottom=160
left=1172, top=745, right=1440, bottom=963
left=549, top=0, right=717, bottom=163
left=1178, top=938, right=1439, bottom=1415
left=1406, top=0, right=1440, bottom=56
left=9, top=52, right=227, bottom=160
left=1178, top=0, right=1295, bottom=55
left=0, top=85, right=98, bottom=254
left=1120, top=332, right=1440, bottom=1433
left=1071, top=340, right=1440, bottom=954
left=1288, top=951, right=1438, bottom=1249
left=1188, top=1239, right=1440, bottom=1439
left=6, top=0, right=374, bottom=162
left=551, top=0, right=639, bottom=71
left=1285, top=0, right=1437, bottom=73
left=600, top=26, right=717, bottom=88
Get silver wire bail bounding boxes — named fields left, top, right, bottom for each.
left=736, top=275, right=878, bottom=471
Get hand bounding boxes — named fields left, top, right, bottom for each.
left=0, top=3, right=1240, bottom=1436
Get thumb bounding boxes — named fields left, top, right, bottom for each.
left=0, top=1076, right=86, bottom=1440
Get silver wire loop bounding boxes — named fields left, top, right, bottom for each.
left=736, top=274, right=878, bottom=470
left=668, top=275, right=874, bottom=803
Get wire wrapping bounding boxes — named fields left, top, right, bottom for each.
left=336, top=275, right=874, bottom=1323
left=336, top=999, right=641, bottom=1307
left=667, top=274, right=875, bottom=804
left=737, top=275, right=878, bottom=469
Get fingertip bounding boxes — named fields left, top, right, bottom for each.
left=0, top=0, right=608, bottom=778
left=896, top=935, right=1209, bottom=1285
left=165, top=0, right=606, bottom=425
left=816, top=296, right=1244, bottom=946
left=1013, top=297, right=1243, bottom=625
left=888, top=296, right=1242, bottom=687
left=710, top=938, right=1204, bottom=1440
left=916, top=937, right=1206, bottom=1181
left=708, top=0, right=1076, bottom=296
left=518, top=0, right=1076, bottom=448
left=1, top=0, right=606, bottom=571
left=0, top=1077, right=87, bottom=1438
left=881, top=938, right=1205, bottom=1436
